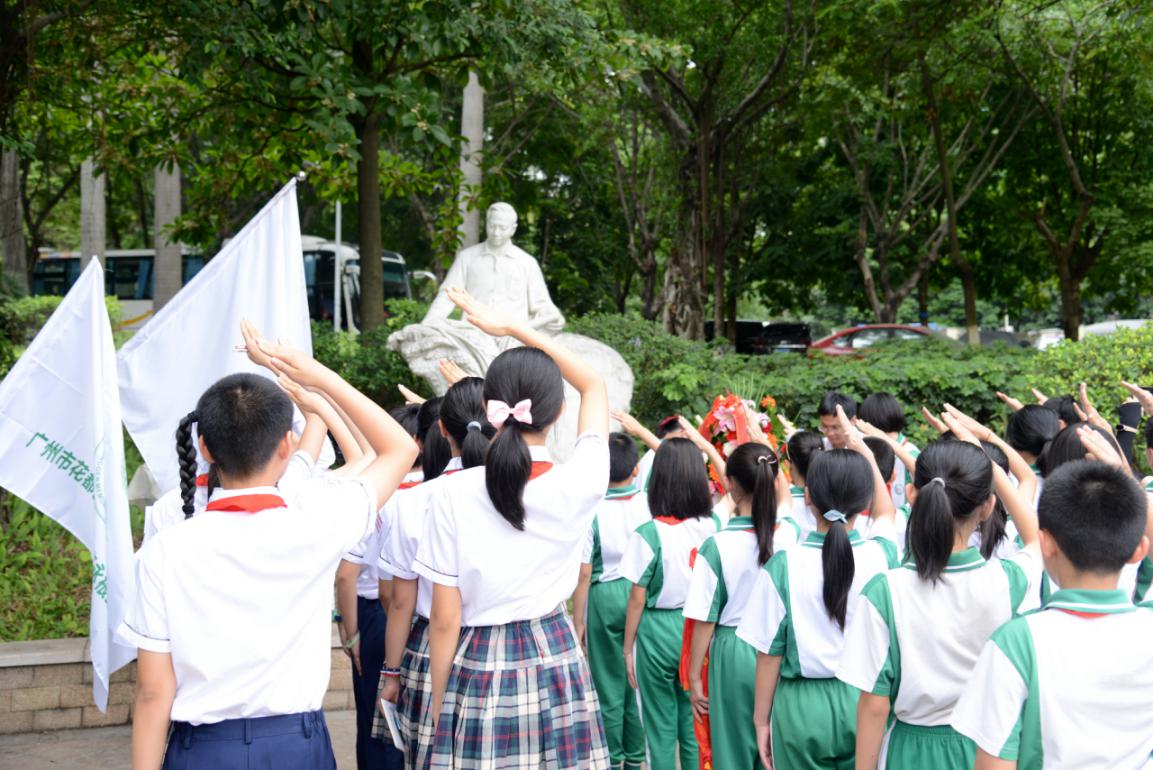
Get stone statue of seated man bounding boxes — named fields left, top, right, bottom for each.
left=388, top=202, right=634, bottom=459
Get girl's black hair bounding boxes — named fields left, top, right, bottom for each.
left=785, top=430, right=824, bottom=483
left=1039, top=422, right=1124, bottom=478
left=655, top=415, right=684, bottom=439
left=805, top=450, right=874, bottom=628
left=647, top=438, right=713, bottom=520
left=483, top=347, right=565, bottom=530
left=1005, top=405, right=1059, bottom=458
left=388, top=404, right=421, bottom=439
left=726, top=442, right=779, bottom=565
left=1043, top=395, right=1080, bottom=426
left=908, top=440, right=993, bottom=583
left=859, top=392, right=907, bottom=434
left=977, top=440, right=1009, bottom=560
left=176, top=374, right=293, bottom=517
left=440, top=377, right=495, bottom=469
left=418, top=397, right=452, bottom=481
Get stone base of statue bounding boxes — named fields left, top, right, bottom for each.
left=388, top=322, right=634, bottom=461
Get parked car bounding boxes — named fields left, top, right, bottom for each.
left=704, top=320, right=812, bottom=354
left=810, top=324, right=934, bottom=355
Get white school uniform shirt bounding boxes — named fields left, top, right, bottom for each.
left=952, top=589, right=1153, bottom=769
left=736, top=519, right=900, bottom=679
left=889, top=434, right=919, bottom=511
left=582, top=488, right=652, bottom=583
left=790, top=486, right=818, bottom=537
left=838, top=547, right=1043, bottom=730
left=683, top=514, right=801, bottom=627
left=636, top=447, right=657, bottom=491
left=343, top=468, right=424, bottom=600
left=619, top=513, right=722, bottom=610
left=378, top=462, right=461, bottom=618
left=116, top=477, right=377, bottom=724
left=142, top=450, right=316, bottom=543
left=415, top=433, right=608, bottom=627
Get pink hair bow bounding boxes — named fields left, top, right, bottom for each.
left=487, top=399, right=533, bottom=429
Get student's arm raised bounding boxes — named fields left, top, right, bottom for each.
left=856, top=418, right=917, bottom=475
left=839, top=406, right=896, bottom=527
left=944, top=403, right=1039, bottom=507
left=447, top=287, right=608, bottom=439
left=279, top=375, right=362, bottom=465
left=244, top=320, right=419, bottom=508
left=679, top=415, right=728, bottom=488
left=612, top=409, right=661, bottom=451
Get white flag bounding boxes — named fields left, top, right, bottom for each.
left=0, top=259, right=136, bottom=710
left=118, top=179, right=312, bottom=491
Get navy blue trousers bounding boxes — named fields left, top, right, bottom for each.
left=355, top=596, right=403, bottom=770
left=163, top=710, right=335, bottom=770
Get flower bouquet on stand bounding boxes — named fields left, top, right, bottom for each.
left=697, top=392, right=782, bottom=491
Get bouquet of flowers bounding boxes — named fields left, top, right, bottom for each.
left=696, top=392, right=783, bottom=490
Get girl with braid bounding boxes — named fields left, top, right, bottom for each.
left=117, top=323, right=418, bottom=770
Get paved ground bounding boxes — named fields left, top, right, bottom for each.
left=0, top=710, right=358, bottom=770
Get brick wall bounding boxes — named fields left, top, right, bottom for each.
left=0, top=629, right=354, bottom=735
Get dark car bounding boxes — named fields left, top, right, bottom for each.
left=705, top=320, right=812, bottom=355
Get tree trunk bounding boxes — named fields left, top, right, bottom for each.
left=80, top=158, right=106, bottom=271
left=959, top=263, right=979, bottom=345
left=1056, top=251, right=1082, bottom=341
left=456, top=71, right=485, bottom=252
left=356, top=114, right=385, bottom=331
left=0, top=149, right=26, bottom=294
left=917, top=271, right=929, bottom=326
left=153, top=162, right=182, bottom=309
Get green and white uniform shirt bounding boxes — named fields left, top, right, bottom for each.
left=952, top=589, right=1153, bottom=769
left=581, top=487, right=652, bottom=583
left=790, top=485, right=818, bottom=538
left=735, top=519, right=900, bottom=677
left=683, top=515, right=802, bottom=626
left=838, top=548, right=1043, bottom=727
left=619, top=514, right=722, bottom=609
left=889, top=434, right=920, bottom=511
left=1133, top=479, right=1153, bottom=603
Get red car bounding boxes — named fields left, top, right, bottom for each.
left=810, top=324, right=932, bottom=355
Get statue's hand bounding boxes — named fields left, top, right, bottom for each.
left=446, top=287, right=520, bottom=338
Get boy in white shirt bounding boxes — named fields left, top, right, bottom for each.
left=952, top=459, right=1153, bottom=769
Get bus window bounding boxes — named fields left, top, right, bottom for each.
left=182, top=255, right=206, bottom=284
left=106, top=256, right=153, bottom=300
left=382, top=260, right=409, bottom=300
left=30, top=260, right=80, bottom=296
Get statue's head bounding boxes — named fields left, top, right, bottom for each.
left=485, top=203, right=518, bottom=249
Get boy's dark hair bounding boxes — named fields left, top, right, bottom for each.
left=177, top=373, right=293, bottom=518
left=805, top=450, right=873, bottom=628
left=418, top=397, right=452, bottom=481
left=647, top=438, right=712, bottom=521
left=655, top=415, right=683, bottom=439
left=818, top=391, right=857, bottom=420
left=786, top=431, right=824, bottom=482
left=908, top=440, right=993, bottom=583
left=483, top=347, right=565, bottom=530
left=1005, top=405, right=1059, bottom=458
left=726, top=442, right=779, bottom=565
left=863, top=436, right=896, bottom=482
left=1039, top=423, right=1124, bottom=478
left=388, top=404, right=421, bottom=439
left=609, top=432, right=640, bottom=484
left=859, top=393, right=907, bottom=434
left=1039, top=460, right=1147, bottom=573
left=1043, top=395, right=1080, bottom=426
left=439, top=378, right=495, bottom=469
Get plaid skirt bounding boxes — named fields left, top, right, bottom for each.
left=414, top=606, right=611, bottom=769
left=372, top=615, right=432, bottom=760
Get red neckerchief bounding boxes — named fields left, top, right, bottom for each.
left=1053, top=609, right=1109, bottom=620
left=613, top=493, right=638, bottom=501
left=195, top=473, right=209, bottom=487
left=205, top=494, right=287, bottom=514
left=398, top=480, right=421, bottom=490
left=654, top=515, right=683, bottom=525
left=529, top=461, right=554, bottom=480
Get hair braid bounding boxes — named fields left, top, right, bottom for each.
left=175, top=411, right=199, bottom=519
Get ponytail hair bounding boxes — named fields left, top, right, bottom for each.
left=1039, top=422, right=1122, bottom=478
left=418, top=397, right=452, bottom=481
left=726, top=442, right=779, bottom=565
left=175, top=410, right=199, bottom=519
left=1006, top=404, right=1059, bottom=459
left=483, top=347, right=564, bottom=530
left=805, top=450, right=874, bottom=628
left=909, top=440, right=993, bottom=583
left=440, top=377, right=495, bottom=469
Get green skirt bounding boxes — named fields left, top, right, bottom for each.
left=771, top=676, right=859, bottom=770
left=884, top=721, right=975, bottom=770
left=708, top=625, right=764, bottom=770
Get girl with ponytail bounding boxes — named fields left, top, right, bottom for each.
left=683, top=441, right=800, bottom=770
left=414, top=288, right=612, bottom=768
left=838, top=406, right=1042, bottom=770
left=375, top=377, right=495, bottom=757
left=118, top=323, right=419, bottom=770
left=737, top=406, right=900, bottom=770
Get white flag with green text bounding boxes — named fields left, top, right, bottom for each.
left=0, top=259, right=136, bottom=710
